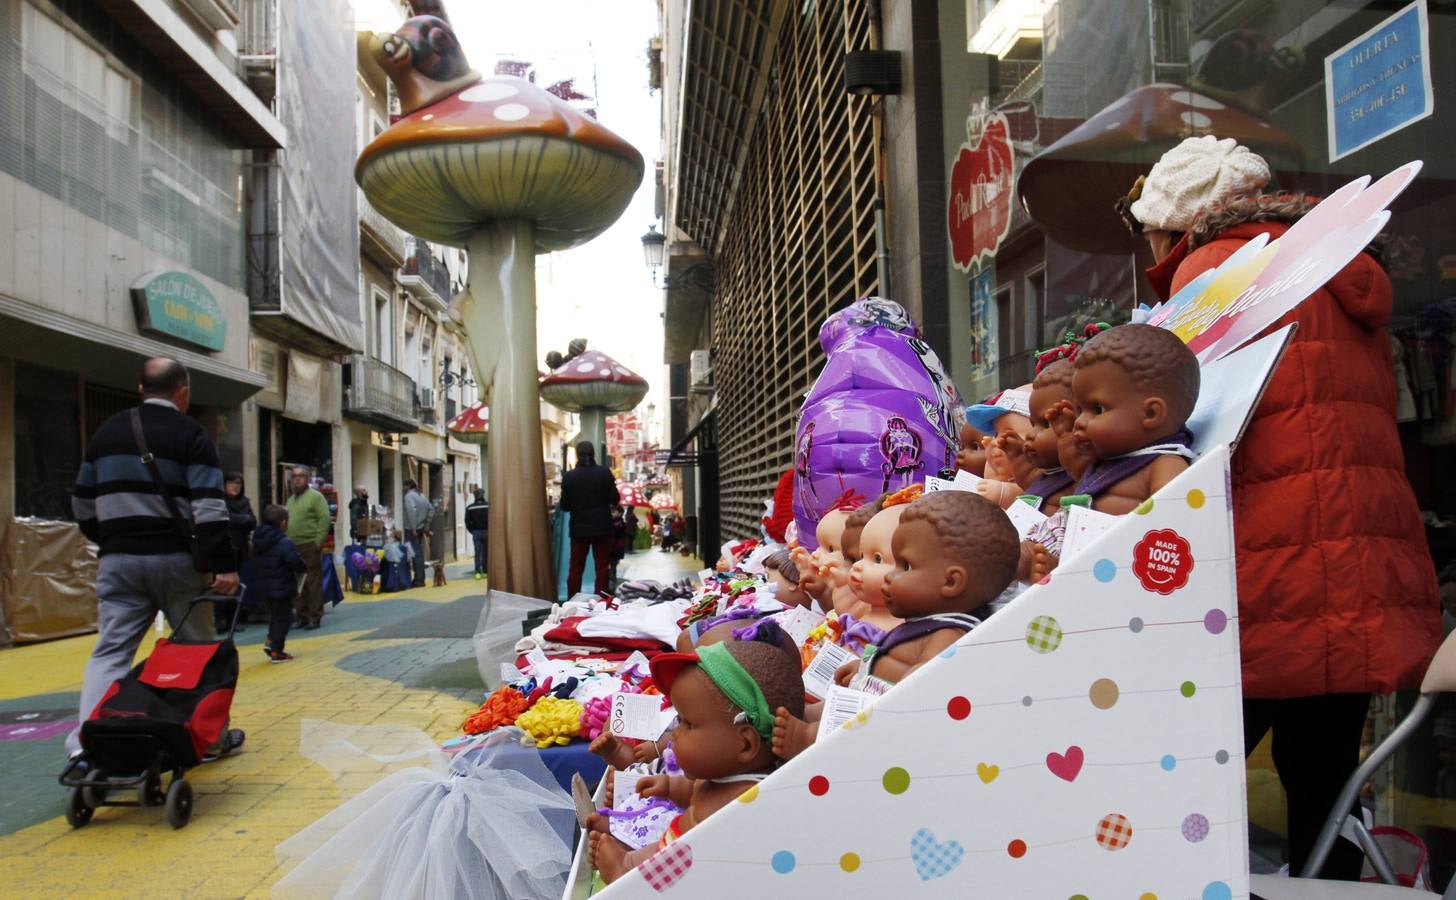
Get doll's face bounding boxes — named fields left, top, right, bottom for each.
left=991, top=411, right=1032, bottom=439
left=955, top=424, right=987, bottom=475
left=811, top=510, right=848, bottom=573
left=1026, top=382, right=1073, bottom=469
left=883, top=518, right=967, bottom=618
left=668, top=668, right=759, bottom=780
left=766, top=567, right=811, bottom=608
left=849, top=506, right=905, bottom=608
left=1072, top=361, right=1172, bottom=458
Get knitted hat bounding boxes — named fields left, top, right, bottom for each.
left=1129, top=135, right=1271, bottom=233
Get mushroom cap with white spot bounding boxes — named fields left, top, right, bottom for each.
left=357, top=76, right=643, bottom=250
left=539, top=349, right=648, bottom=412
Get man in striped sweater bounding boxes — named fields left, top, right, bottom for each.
left=66, top=357, right=243, bottom=759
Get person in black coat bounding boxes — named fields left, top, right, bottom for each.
left=218, top=472, right=257, bottom=633
left=252, top=504, right=306, bottom=662
left=559, top=441, right=618, bottom=596
left=348, top=487, right=370, bottom=545
left=464, top=490, right=489, bottom=580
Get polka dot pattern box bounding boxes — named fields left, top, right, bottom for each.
left=596, top=445, right=1247, bottom=899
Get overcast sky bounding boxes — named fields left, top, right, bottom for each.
left=355, top=0, right=667, bottom=445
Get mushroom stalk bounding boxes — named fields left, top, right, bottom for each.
left=576, top=408, right=608, bottom=462
left=457, top=220, right=554, bottom=600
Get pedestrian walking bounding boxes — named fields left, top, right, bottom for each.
left=401, top=479, right=433, bottom=588
left=348, top=486, right=370, bottom=545
left=251, top=505, right=306, bottom=662
left=285, top=466, right=330, bottom=630
left=217, top=472, right=255, bottom=634
left=464, top=489, right=489, bottom=580
left=67, top=357, right=243, bottom=762
left=560, top=441, right=617, bottom=596
left=1120, top=135, right=1440, bottom=880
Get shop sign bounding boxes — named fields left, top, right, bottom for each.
left=1325, top=0, right=1433, bottom=162
left=131, top=271, right=226, bottom=352
left=948, top=113, right=1014, bottom=273
left=968, top=263, right=997, bottom=379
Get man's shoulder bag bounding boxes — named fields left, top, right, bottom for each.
left=130, top=408, right=211, bottom=573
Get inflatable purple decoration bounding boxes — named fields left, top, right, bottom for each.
left=793, top=297, right=964, bottom=550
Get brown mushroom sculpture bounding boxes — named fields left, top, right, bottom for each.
left=539, top=350, right=649, bottom=462
left=446, top=402, right=489, bottom=445
left=1017, top=83, right=1303, bottom=254
left=357, top=17, right=643, bottom=600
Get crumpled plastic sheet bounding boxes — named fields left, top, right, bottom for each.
left=474, top=589, right=556, bottom=683
left=274, top=726, right=574, bottom=899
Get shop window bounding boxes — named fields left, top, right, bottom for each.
left=13, top=363, right=80, bottom=520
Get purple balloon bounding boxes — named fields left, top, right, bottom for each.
left=793, top=298, right=965, bottom=549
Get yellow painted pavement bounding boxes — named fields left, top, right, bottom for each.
left=0, top=579, right=485, bottom=899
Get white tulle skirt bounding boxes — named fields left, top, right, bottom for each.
left=274, top=727, right=576, bottom=899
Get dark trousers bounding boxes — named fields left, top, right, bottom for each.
left=265, top=596, right=294, bottom=653
left=471, top=529, right=488, bottom=574
left=1244, top=693, right=1371, bottom=880
left=407, top=530, right=428, bottom=586
left=294, top=542, right=324, bottom=624
left=567, top=534, right=614, bottom=597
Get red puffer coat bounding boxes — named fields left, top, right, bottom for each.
left=1148, top=221, right=1439, bottom=699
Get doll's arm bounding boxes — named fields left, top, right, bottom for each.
left=976, top=478, right=1023, bottom=510
left=638, top=773, right=696, bottom=808
left=589, top=733, right=638, bottom=770
left=1047, top=400, right=1093, bottom=480
left=997, top=432, right=1041, bottom=487
left=1145, top=454, right=1191, bottom=496
left=834, top=658, right=861, bottom=687
left=981, top=436, right=1016, bottom=482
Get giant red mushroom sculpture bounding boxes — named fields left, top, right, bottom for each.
left=539, top=349, right=649, bottom=463
left=356, top=12, right=643, bottom=600
left=446, top=402, right=488, bottom=444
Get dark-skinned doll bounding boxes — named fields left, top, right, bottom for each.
left=772, top=490, right=1018, bottom=760
left=588, top=632, right=805, bottom=883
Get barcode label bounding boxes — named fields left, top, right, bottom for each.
left=803, top=641, right=855, bottom=700
left=816, top=685, right=873, bottom=741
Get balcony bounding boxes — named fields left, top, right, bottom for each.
left=969, top=0, right=1049, bottom=60
left=178, top=0, right=241, bottom=32
left=359, top=189, right=406, bottom=268
left=397, top=237, right=451, bottom=313
left=342, top=355, right=420, bottom=434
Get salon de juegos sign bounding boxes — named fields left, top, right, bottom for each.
left=130, top=271, right=226, bottom=352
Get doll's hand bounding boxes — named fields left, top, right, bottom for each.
left=834, top=659, right=862, bottom=687
left=981, top=436, right=1015, bottom=482
left=635, top=774, right=671, bottom=799
left=997, top=431, right=1025, bottom=461
left=976, top=478, right=1018, bottom=509
left=790, top=546, right=813, bottom=573
left=632, top=740, right=661, bottom=763
left=1046, top=400, right=1078, bottom=438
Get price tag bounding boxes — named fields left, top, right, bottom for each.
left=994, top=388, right=1031, bottom=417
left=525, top=649, right=551, bottom=676
left=609, top=692, right=667, bottom=741
left=778, top=606, right=825, bottom=646
left=924, top=475, right=954, bottom=493
left=953, top=469, right=984, bottom=491
left=816, top=684, right=873, bottom=741
left=613, top=770, right=645, bottom=809
left=802, top=641, right=856, bottom=700
left=1003, top=499, right=1048, bottom=540
left=1062, top=505, right=1119, bottom=562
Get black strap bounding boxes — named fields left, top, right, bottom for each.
left=130, top=407, right=195, bottom=544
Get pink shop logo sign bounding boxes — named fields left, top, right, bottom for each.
left=949, top=113, right=1014, bottom=273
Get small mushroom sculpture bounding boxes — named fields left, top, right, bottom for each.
left=446, top=402, right=489, bottom=445
left=539, top=349, right=649, bottom=463
left=356, top=4, right=643, bottom=600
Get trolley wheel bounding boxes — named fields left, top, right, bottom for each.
left=81, top=768, right=108, bottom=808
left=64, top=787, right=93, bottom=828
left=165, top=778, right=193, bottom=828
left=137, top=771, right=164, bottom=808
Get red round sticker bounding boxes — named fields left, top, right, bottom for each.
left=1132, top=529, right=1194, bottom=595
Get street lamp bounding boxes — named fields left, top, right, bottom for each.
left=641, top=225, right=666, bottom=270
left=640, top=224, right=714, bottom=290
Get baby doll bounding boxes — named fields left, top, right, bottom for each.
left=1063, top=324, right=1200, bottom=515
left=828, top=495, right=885, bottom=616
left=955, top=423, right=987, bottom=476
left=791, top=507, right=850, bottom=614
left=762, top=549, right=811, bottom=609
left=842, top=486, right=917, bottom=632
left=589, top=633, right=805, bottom=883
left=1017, top=360, right=1079, bottom=513
left=772, top=491, right=1019, bottom=759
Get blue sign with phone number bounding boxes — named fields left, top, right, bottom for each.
left=1325, top=0, right=1434, bottom=162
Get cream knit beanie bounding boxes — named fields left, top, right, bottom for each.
left=1129, top=135, right=1271, bottom=233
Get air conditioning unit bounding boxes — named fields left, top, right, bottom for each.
left=689, top=349, right=712, bottom=391
left=416, top=386, right=436, bottom=409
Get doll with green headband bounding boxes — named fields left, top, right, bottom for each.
left=589, top=631, right=805, bottom=884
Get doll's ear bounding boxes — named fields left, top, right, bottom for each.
left=734, top=721, right=763, bottom=763
left=1141, top=395, right=1168, bottom=432
left=942, top=564, right=968, bottom=598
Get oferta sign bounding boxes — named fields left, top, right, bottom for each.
left=130, top=271, right=226, bottom=352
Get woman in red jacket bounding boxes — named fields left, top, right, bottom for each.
left=1121, top=136, right=1440, bottom=880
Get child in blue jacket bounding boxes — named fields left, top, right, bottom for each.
left=252, top=505, right=307, bottom=662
